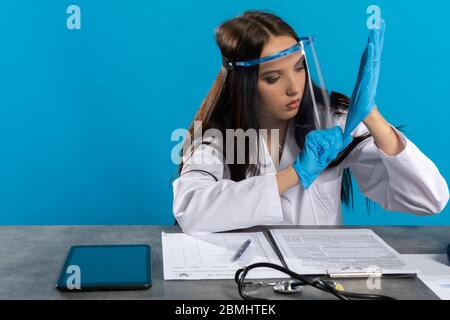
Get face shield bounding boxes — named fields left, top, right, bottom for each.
left=222, top=36, right=334, bottom=131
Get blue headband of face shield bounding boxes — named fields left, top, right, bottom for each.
left=222, top=35, right=334, bottom=131
left=222, top=36, right=312, bottom=70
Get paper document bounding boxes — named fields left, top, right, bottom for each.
left=270, top=229, right=419, bottom=276
left=162, top=231, right=287, bottom=280
left=403, top=254, right=450, bottom=300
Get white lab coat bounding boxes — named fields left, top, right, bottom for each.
left=172, top=115, right=449, bottom=234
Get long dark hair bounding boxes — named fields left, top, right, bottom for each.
left=177, top=10, right=375, bottom=210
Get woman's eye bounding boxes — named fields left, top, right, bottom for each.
left=265, top=77, right=280, bottom=84
left=295, top=66, right=305, bottom=72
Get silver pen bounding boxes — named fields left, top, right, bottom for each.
left=231, top=239, right=252, bottom=262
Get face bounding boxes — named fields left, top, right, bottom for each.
left=257, top=36, right=306, bottom=122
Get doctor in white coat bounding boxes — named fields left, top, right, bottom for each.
left=172, top=11, right=449, bottom=234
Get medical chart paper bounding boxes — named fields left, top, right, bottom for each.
left=162, top=232, right=287, bottom=280
left=402, top=254, right=450, bottom=300
left=270, top=229, right=419, bottom=276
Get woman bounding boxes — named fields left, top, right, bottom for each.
left=172, top=10, right=449, bottom=234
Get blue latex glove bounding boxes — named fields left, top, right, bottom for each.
left=293, top=126, right=353, bottom=189
left=344, top=21, right=385, bottom=137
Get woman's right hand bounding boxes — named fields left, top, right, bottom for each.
left=344, top=20, right=385, bottom=137
left=293, top=126, right=353, bottom=189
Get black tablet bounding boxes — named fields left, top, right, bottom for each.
left=56, top=244, right=152, bottom=292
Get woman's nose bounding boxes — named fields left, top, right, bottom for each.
left=286, top=76, right=301, bottom=96
left=286, top=85, right=300, bottom=97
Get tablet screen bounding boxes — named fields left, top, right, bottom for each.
left=56, top=244, right=151, bottom=291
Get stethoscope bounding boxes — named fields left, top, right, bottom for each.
left=242, top=279, right=304, bottom=294
left=234, top=262, right=397, bottom=300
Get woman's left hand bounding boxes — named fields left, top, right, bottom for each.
left=344, top=20, right=385, bottom=137
left=293, top=126, right=353, bottom=189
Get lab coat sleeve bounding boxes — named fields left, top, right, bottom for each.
left=172, top=143, right=284, bottom=234
left=341, top=124, right=449, bottom=215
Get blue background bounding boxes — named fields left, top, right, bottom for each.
left=0, top=0, right=448, bottom=225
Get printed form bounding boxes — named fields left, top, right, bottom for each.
left=162, top=231, right=287, bottom=280
left=270, top=229, right=419, bottom=276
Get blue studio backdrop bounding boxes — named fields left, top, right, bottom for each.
left=0, top=0, right=449, bottom=225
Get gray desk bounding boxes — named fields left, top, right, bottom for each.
left=0, top=226, right=448, bottom=300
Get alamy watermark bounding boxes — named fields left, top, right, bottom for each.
left=66, top=264, right=81, bottom=290
left=171, top=121, right=282, bottom=168
left=66, top=5, right=81, bottom=30
left=367, top=5, right=382, bottom=30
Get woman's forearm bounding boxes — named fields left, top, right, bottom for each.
left=276, top=166, right=299, bottom=194
left=363, top=107, right=405, bottom=156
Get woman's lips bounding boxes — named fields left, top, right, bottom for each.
left=286, top=98, right=301, bottom=108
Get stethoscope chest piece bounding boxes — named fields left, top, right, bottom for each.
left=273, top=280, right=303, bottom=294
